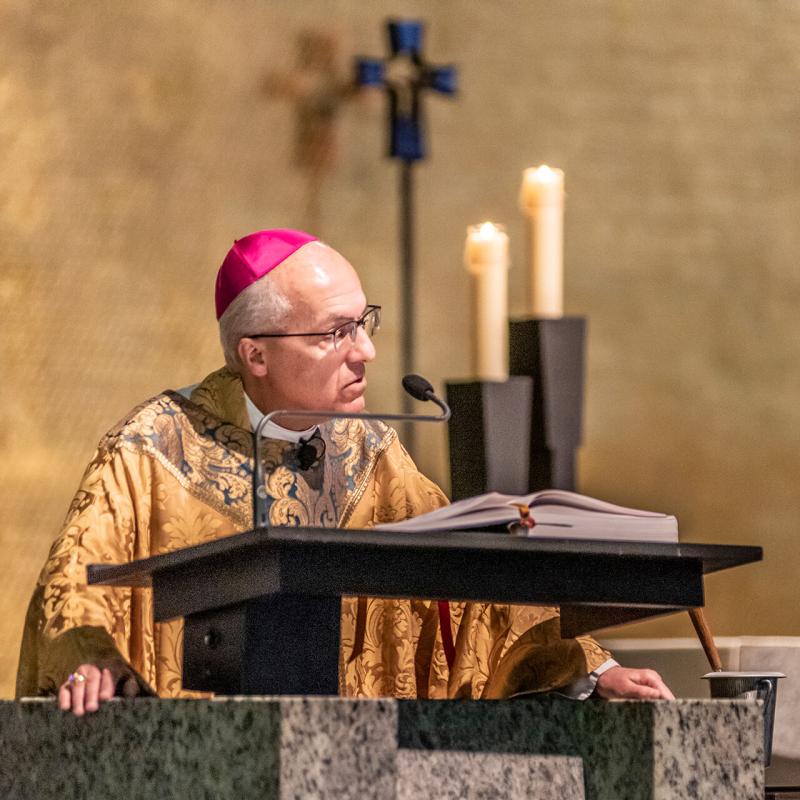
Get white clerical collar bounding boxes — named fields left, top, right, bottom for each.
left=244, top=391, right=318, bottom=443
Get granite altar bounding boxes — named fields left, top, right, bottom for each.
left=0, top=696, right=763, bottom=800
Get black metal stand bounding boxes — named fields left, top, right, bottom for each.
left=183, top=594, right=341, bottom=695
left=399, top=161, right=415, bottom=449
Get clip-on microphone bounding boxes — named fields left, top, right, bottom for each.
left=295, top=431, right=326, bottom=470
left=252, top=374, right=451, bottom=529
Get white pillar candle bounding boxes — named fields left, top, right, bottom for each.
left=519, top=165, right=564, bottom=317
left=464, top=222, right=510, bottom=380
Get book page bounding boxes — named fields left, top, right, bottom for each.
left=528, top=490, right=670, bottom=517
left=374, top=489, right=677, bottom=537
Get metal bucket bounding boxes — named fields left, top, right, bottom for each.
left=703, top=671, right=785, bottom=765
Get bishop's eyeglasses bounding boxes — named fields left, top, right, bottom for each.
left=246, top=304, right=381, bottom=350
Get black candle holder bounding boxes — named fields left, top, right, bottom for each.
left=509, top=316, right=585, bottom=491
left=446, top=316, right=586, bottom=498
left=445, top=377, right=533, bottom=501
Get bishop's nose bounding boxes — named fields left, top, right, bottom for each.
left=348, top=324, right=376, bottom=362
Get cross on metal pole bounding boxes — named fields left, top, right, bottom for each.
left=356, top=19, right=456, bottom=453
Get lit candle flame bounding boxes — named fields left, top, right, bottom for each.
left=532, top=164, right=559, bottom=182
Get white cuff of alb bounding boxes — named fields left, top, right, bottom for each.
left=556, top=658, right=620, bottom=701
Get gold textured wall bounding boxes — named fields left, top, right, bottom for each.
left=2, top=1, right=799, bottom=697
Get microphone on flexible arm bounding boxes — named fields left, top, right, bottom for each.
left=252, top=374, right=451, bottom=529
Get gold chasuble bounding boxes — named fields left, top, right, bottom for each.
left=17, top=368, right=610, bottom=701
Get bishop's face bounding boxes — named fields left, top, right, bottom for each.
left=240, top=243, right=377, bottom=428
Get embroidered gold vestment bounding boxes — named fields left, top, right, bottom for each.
left=17, top=368, right=610, bottom=700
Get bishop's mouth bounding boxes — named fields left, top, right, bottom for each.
left=345, top=374, right=366, bottom=388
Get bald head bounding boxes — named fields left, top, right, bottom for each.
left=267, top=241, right=364, bottom=331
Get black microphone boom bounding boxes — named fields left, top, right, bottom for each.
left=252, top=375, right=451, bottom=528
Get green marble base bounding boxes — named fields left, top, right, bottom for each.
left=0, top=697, right=763, bottom=800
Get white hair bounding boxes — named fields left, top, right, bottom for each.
left=218, top=271, right=294, bottom=373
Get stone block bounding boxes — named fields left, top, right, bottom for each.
left=398, top=697, right=764, bottom=800
left=602, top=635, right=800, bottom=789
left=396, top=749, right=585, bottom=799
left=278, top=697, right=397, bottom=798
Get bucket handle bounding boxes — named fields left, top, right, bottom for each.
left=757, top=678, right=773, bottom=706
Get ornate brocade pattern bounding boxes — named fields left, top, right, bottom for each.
left=118, top=392, right=254, bottom=530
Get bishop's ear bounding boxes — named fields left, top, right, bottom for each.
left=237, top=338, right=269, bottom=378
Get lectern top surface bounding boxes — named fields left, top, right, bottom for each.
left=87, top=525, right=762, bottom=590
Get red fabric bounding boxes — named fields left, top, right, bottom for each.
left=437, top=600, right=456, bottom=671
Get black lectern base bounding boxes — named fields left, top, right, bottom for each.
left=183, top=593, right=341, bottom=695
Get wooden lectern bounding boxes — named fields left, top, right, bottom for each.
left=88, top=527, right=761, bottom=696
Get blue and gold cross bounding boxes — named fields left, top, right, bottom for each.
left=356, top=20, right=457, bottom=162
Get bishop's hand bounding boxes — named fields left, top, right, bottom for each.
left=594, top=665, right=675, bottom=700
left=58, top=662, right=141, bottom=716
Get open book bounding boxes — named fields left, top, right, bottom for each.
left=375, top=489, right=678, bottom=542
